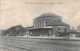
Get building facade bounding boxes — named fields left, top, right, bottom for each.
left=28, top=13, right=70, bottom=37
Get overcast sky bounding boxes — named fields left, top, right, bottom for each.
left=1, top=0, right=80, bottom=29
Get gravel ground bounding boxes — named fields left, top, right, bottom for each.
left=0, top=36, right=80, bottom=51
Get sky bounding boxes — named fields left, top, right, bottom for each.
left=1, top=0, right=80, bottom=29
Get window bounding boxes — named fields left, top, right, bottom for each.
left=44, top=21, right=45, bottom=26
left=64, top=28, right=67, bottom=32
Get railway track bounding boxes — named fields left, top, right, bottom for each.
left=0, top=37, right=80, bottom=51
left=1, top=44, right=33, bottom=51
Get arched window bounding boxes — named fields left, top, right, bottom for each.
left=57, top=28, right=61, bottom=32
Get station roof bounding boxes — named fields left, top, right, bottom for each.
left=35, top=13, right=61, bottom=19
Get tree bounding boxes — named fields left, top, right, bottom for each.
left=4, top=25, right=26, bottom=36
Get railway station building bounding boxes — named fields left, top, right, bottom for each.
left=28, top=13, right=70, bottom=37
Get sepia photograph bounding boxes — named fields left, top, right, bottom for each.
left=0, top=0, right=80, bottom=51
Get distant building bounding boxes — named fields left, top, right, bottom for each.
left=28, top=13, right=70, bottom=37
left=77, top=25, right=80, bottom=32
left=0, top=30, right=1, bottom=36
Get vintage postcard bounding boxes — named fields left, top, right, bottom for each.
left=0, top=0, right=80, bottom=51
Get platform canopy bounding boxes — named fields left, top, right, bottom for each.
left=27, top=26, right=53, bottom=30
